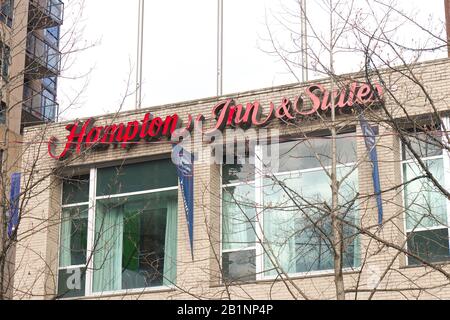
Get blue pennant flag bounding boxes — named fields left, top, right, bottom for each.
left=358, top=114, right=383, bottom=225
left=7, top=173, right=21, bottom=238
left=172, top=145, right=194, bottom=259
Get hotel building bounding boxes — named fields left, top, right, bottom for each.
left=11, top=57, right=450, bottom=300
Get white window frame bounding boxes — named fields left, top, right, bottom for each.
left=58, top=166, right=179, bottom=298
left=220, top=140, right=360, bottom=283
left=401, top=118, right=450, bottom=265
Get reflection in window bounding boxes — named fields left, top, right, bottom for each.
left=221, top=132, right=360, bottom=282
left=402, top=129, right=450, bottom=265
left=93, top=191, right=177, bottom=292
left=58, top=159, right=179, bottom=297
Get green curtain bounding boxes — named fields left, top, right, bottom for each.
left=93, top=202, right=124, bottom=293
left=163, top=197, right=177, bottom=285
left=59, top=209, right=72, bottom=267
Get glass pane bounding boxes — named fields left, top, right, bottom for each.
left=402, top=131, right=442, bottom=160
left=263, top=167, right=359, bottom=275
left=62, top=175, right=90, bottom=205
left=57, top=267, right=86, bottom=298
left=222, top=249, right=256, bottom=282
left=404, top=159, right=447, bottom=230
left=407, top=229, right=450, bottom=265
left=93, top=190, right=177, bottom=293
left=222, top=163, right=254, bottom=185
left=97, top=159, right=177, bottom=196
left=263, top=133, right=356, bottom=174
left=222, top=184, right=256, bottom=251
left=59, top=206, right=88, bottom=268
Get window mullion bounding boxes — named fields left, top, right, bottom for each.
left=85, top=168, right=97, bottom=296
left=254, top=145, right=264, bottom=280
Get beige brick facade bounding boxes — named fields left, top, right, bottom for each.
left=13, top=57, right=450, bottom=300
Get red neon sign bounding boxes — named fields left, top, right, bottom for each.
left=48, top=82, right=383, bottom=160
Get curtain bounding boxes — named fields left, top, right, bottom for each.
left=93, top=202, right=124, bottom=293
left=338, top=167, right=360, bottom=269
left=404, top=158, right=447, bottom=229
left=264, top=206, right=297, bottom=275
left=222, top=185, right=255, bottom=251
left=263, top=173, right=299, bottom=275
left=163, top=197, right=177, bottom=286
left=59, top=209, right=72, bottom=267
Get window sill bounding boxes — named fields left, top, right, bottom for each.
left=61, top=285, right=176, bottom=300
left=212, top=268, right=361, bottom=288
left=399, top=260, right=450, bottom=270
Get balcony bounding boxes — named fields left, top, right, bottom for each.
left=25, top=33, right=61, bottom=78
left=28, top=0, right=64, bottom=30
left=22, top=83, right=59, bottom=126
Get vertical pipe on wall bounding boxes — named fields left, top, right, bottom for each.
left=217, top=0, right=224, bottom=96
left=136, top=0, right=145, bottom=109
left=445, top=0, right=450, bottom=57
left=300, top=0, right=308, bottom=82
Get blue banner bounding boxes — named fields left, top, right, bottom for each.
left=172, top=145, right=194, bottom=258
left=359, top=115, right=383, bottom=225
left=7, top=172, right=21, bottom=238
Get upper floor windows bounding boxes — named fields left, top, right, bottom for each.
left=58, top=160, right=179, bottom=298
left=221, top=132, right=360, bottom=283
left=0, top=43, right=11, bottom=81
left=402, top=125, right=450, bottom=265
left=0, top=0, right=13, bottom=28
left=0, top=101, right=6, bottom=124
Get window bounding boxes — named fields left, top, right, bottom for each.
left=58, top=175, right=89, bottom=298
left=58, top=159, right=178, bottom=298
left=402, top=126, right=450, bottom=265
left=0, top=43, right=10, bottom=80
left=222, top=161, right=256, bottom=282
left=221, top=132, right=360, bottom=282
left=42, top=88, right=56, bottom=121
left=44, top=26, right=60, bottom=48
left=43, top=76, right=57, bottom=94
left=0, top=0, right=13, bottom=28
left=0, top=149, right=3, bottom=174
left=0, top=101, right=5, bottom=124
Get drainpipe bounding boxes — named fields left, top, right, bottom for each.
left=445, top=0, right=450, bottom=57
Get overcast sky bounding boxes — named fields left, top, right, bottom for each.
left=58, top=0, right=446, bottom=121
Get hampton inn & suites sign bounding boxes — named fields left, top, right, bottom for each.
left=48, top=82, right=383, bottom=160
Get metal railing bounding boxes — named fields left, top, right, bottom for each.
left=26, top=33, right=61, bottom=76
left=29, top=0, right=64, bottom=27
left=23, top=84, right=58, bottom=122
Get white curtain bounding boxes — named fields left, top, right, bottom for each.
left=222, top=185, right=255, bottom=251
left=93, top=202, right=124, bottom=293
left=404, top=158, right=447, bottom=229
left=59, top=209, right=72, bottom=267
left=264, top=207, right=297, bottom=275
left=163, top=197, right=178, bottom=285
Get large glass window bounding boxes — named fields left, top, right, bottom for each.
left=221, top=133, right=360, bottom=282
left=222, top=160, right=256, bottom=282
left=0, top=0, right=13, bottom=28
left=0, top=101, right=6, bottom=124
left=44, top=26, right=60, bottom=48
left=402, top=128, right=450, bottom=265
left=58, top=175, right=89, bottom=298
left=0, top=43, right=10, bottom=80
left=58, top=160, right=178, bottom=298
left=93, top=190, right=177, bottom=292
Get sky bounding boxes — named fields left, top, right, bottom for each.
left=58, top=0, right=446, bottom=121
